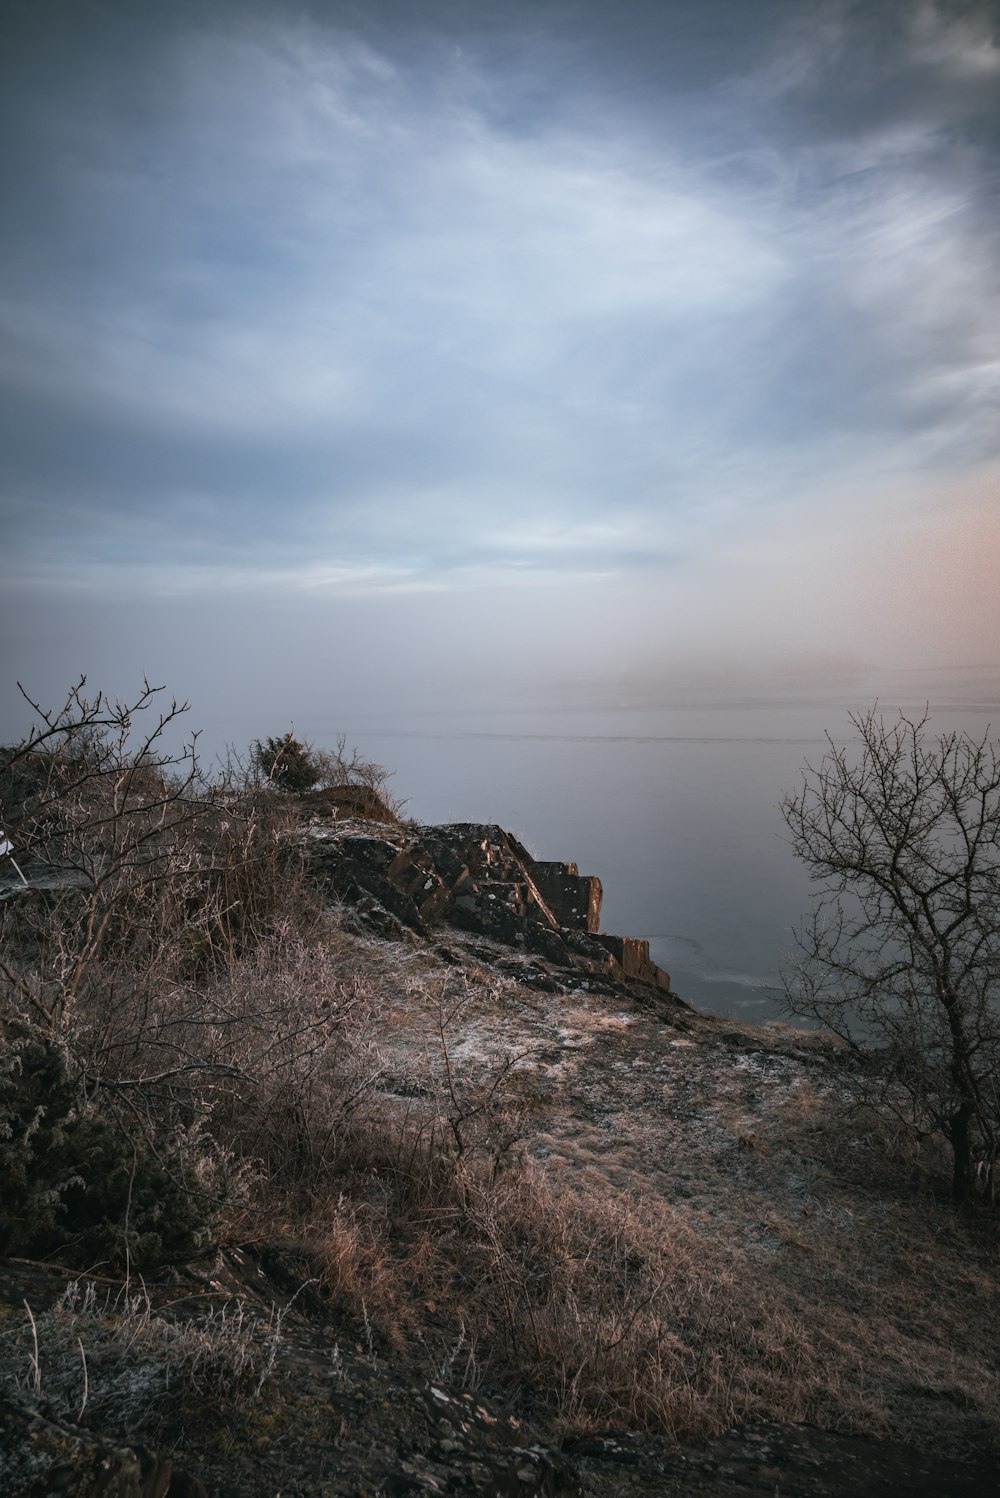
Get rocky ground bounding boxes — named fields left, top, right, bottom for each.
left=3, top=1243, right=996, bottom=1498
left=2, top=814, right=998, bottom=1496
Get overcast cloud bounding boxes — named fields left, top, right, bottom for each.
left=2, top=0, right=998, bottom=735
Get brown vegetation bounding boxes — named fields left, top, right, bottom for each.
left=1, top=681, right=998, bottom=1492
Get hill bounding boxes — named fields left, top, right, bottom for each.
left=1, top=690, right=997, bottom=1496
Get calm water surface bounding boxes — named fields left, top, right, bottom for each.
left=307, top=684, right=998, bottom=1023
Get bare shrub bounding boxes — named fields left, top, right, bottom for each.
left=201, top=935, right=387, bottom=1200
left=0, top=917, right=389, bottom=1262
left=311, top=732, right=404, bottom=815
left=0, top=680, right=388, bottom=1265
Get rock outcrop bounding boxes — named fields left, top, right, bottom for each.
left=302, top=818, right=679, bottom=1000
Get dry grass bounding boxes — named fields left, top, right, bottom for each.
left=5, top=840, right=997, bottom=1453
left=284, top=1125, right=887, bottom=1442
left=2, top=685, right=997, bottom=1459
left=254, top=978, right=999, bottom=1456
left=0, top=1273, right=292, bottom=1442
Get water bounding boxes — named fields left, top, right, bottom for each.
left=302, top=679, right=998, bottom=1023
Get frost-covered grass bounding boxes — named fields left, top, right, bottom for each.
left=247, top=947, right=999, bottom=1454
left=0, top=1272, right=290, bottom=1432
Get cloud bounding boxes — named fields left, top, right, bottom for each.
left=908, top=1, right=1000, bottom=81
left=0, top=0, right=997, bottom=649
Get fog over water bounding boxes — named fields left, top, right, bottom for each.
left=1, top=639, right=996, bottom=1021
left=296, top=667, right=999, bottom=1023
left=318, top=705, right=820, bottom=1020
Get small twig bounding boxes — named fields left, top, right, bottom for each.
left=23, top=1300, right=41, bottom=1395
left=600, top=1268, right=670, bottom=1352
left=77, top=1337, right=89, bottom=1420
left=123, top=1143, right=137, bottom=1297
left=360, top=1297, right=377, bottom=1367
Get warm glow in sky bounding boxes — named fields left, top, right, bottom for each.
left=2, top=0, right=998, bottom=730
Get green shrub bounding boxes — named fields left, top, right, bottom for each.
left=251, top=733, right=319, bottom=793
left=0, top=1023, right=224, bottom=1270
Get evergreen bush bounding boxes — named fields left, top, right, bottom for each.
left=0, top=1022, right=223, bottom=1269
left=251, top=732, right=319, bottom=793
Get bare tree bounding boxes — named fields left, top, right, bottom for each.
left=782, top=708, right=1000, bottom=1204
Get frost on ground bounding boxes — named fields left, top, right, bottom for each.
left=338, top=914, right=1000, bottom=1468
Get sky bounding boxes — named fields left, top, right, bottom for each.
left=2, top=0, right=999, bottom=744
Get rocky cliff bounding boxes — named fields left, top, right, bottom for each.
left=302, top=817, right=680, bottom=999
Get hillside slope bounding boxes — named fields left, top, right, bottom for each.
left=2, top=806, right=998, bottom=1496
